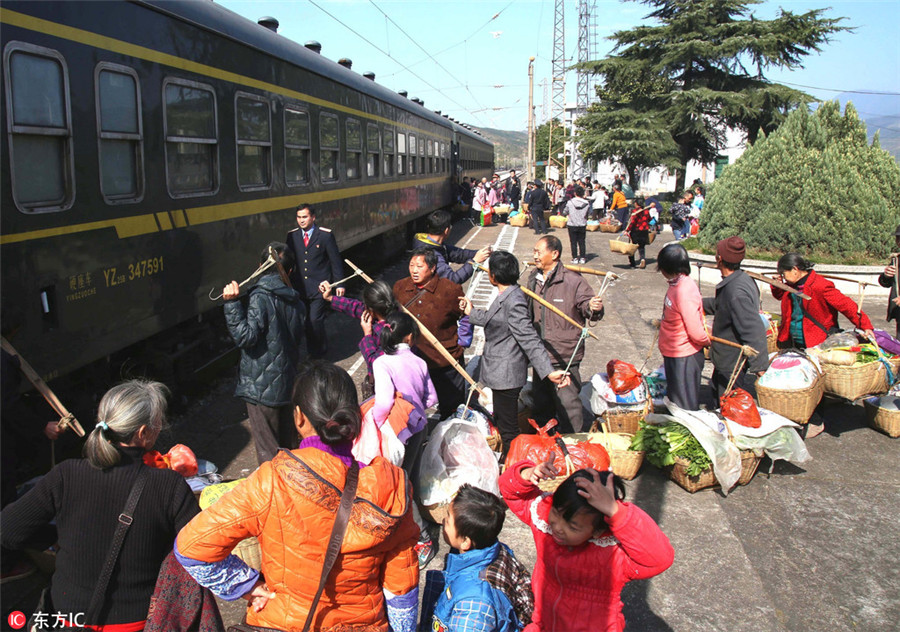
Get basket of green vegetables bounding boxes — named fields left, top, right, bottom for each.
left=632, top=421, right=761, bottom=493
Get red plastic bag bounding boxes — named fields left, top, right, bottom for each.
left=505, top=419, right=610, bottom=473
left=606, top=359, right=642, bottom=394
left=690, top=218, right=699, bottom=235
left=720, top=388, right=761, bottom=429
left=143, top=444, right=198, bottom=477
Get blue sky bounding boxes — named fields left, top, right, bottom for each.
left=217, top=0, right=900, bottom=131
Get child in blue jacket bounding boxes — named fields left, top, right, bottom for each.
left=421, top=484, right=533, bottom=632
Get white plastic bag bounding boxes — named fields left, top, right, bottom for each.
left=418, top=417, right=500, bottom=506
left=352, top=407, right=406, bottom=466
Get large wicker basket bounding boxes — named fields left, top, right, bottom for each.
left=598, top=222, right=620, bottom=233
left=587, top=424, right=644, bottom=480
left=509, top=213, right=529, bottom=227
left=821, top=360, right=888, bottom=401
left=610, top=235, right=639, bottom=255
left=586, top=222, right=601, bottom=232
left=756, top=357, right=825, bottom=424
left=596, top=396, right=653, bottom=436
left=421, top=501, right=450, bottom=525
left=549, top=215, right=568, bottom=228
left=667, top=450, right=762, bottom=493
left=234, top=537, right=262, bottom=570
left=864, top=398, right=900, bottom=438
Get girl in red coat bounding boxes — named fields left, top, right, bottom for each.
left=500, top=458, right=673, bottom=632
left=773, top=253, right=874, bottom=349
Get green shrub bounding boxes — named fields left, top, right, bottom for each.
left=699, top=101, right=900, bottom=261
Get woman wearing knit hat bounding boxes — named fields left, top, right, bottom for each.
left=701, top=236, right=770, bottom=402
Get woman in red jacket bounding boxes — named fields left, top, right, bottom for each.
left=773, top=253, right=874, bottom=349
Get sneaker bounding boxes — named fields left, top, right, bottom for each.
left=571, top=258, right=579, bottom=264
left=579, top=258, right=586, bottom=264
left=415, top=538, right=436, bottom=568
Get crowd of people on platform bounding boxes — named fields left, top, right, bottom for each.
left=2, top=195, right=895, bottom=632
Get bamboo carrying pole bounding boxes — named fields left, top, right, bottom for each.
left=694, top=261, right=811, bottom=299
left=1, top=337, right=85, bottom=437
left=344, top=259, right=486, bottom=397
left=518, top=285, right=601, bottom=341
left=524, top=261, right=618, bottom=279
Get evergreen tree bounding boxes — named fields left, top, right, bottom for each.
left=576, top=0, right=848, bottom=191
left=699, top=101, right=900, bottom=260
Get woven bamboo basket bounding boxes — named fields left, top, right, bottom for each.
left=647, top=231, right=657, bottom=244
left=821, top=360, right=888, bottom=401
left=598, top=396, right=653, bottom=436
left=598, top=222, right=620, bottom=233
left=537, top=456, right=576, bottom=493
left=610, top=235, right=639, bottom=255
left=234, top=537, right=262, bottom=570
left=756, top=358, right=825, bottom=424
left=586, top=222, right=601, bottom=232
left=864, top=398, right=900, bottom=438
left=766, top=331, right=778, bottom=354
left=421, top=501, right=450, bottom=525
left=586, top=422, right=644, bottom=480
left=667, top=450, right=762, bottom=493
left=549, top=215, right=568, bottom=228
left=509, top=213, right=529, bottom=227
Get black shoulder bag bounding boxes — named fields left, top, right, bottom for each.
left=29, top=466, right=150, bottom=631
left=227, top=455, right=359, bottom=632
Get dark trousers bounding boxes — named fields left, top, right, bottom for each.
left=568, top=226, right=586, bottom=259
left=430, top=364, right=467, bottom=418
left=616, top=206, right=629, bottom=227
left=531, top=207, right=547, bottom=234
left=532, top=363, right=584, bottom=434
left=301, top=295, right=329, bottom=358
left=246, top=402, right=298, bottom=465
left=664, top=352, right=705, bottom=411
left=491, top=386, right=523, bottom=459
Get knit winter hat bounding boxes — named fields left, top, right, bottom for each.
left=716, top=236, right=746, bottom=264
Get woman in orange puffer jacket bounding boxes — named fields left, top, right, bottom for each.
left=176, top=362, right=419, bottom=632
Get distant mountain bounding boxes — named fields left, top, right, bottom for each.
left=835, top=93, right=900, bottom=161
left=475, top=127, right=528, bottom=169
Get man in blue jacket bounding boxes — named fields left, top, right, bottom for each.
left=413, top=210, right=491, bottom=284
left=222, top=242, right=304, bottom=464
left=286, top=204, right=344, bottom=358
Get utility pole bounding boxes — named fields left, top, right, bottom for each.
left=549, top=0, right=565, bottom=181
left=527, top=56, right=535, bottom=182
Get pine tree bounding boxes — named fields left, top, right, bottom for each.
left=576, top=0, right=848, bottom=192
left=699, top=101, right=900, bottom=260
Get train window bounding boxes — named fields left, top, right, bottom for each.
left=346, top=119, right=361, bottom=180
left=320, top=112, right=339, bottom=182
left=419, top=139, right=426, bottom=175
left=4, top=43, right=74, bottom=212
left=383, top=128, right=394, bottom=177
left=95, top=64, right=144, bottom=203
left=366, top=124, right=380, bottom=178
left=235, top=93, right=271, bottom=190
left=427, top=139, right=434, bottom=174
left=164, top=78, right=218, bottom=196
left=284, top=106, right=310, bottom=186
left=409, top=135, right=417, bottom=175
left=397, top=132, right=406, bottom=175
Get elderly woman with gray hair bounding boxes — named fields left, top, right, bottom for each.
left=1, top=379, right=199, bottom=630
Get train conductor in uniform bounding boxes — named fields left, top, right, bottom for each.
left=286, top=203, right=344, bottom=359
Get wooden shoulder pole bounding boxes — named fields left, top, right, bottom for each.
left=518, top=286, right=601, bottom=341
left=1, top=337, right=85, bottom=437
left=344, top=259, right=486, bottom=398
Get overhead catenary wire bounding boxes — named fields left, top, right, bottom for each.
left=305, top=0, right=488, bottom=125
left=368, top=0, right=490, bottom=114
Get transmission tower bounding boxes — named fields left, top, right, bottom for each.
left=548, top=0, right=565, bottom=179
left=571, top=0, right=591, bottom=180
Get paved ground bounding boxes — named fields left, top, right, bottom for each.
left=4, top=218, right=897, bottom=631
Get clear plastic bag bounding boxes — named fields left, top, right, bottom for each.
left=418, top=417, right=500, bottom=506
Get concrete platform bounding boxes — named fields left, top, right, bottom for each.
left=6, top=218, right=895, bottom=631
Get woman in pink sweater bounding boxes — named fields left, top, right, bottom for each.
left=657, top=243, right=710, bottom=410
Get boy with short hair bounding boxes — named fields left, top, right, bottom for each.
left=422, top=484, right=533, bottom=632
